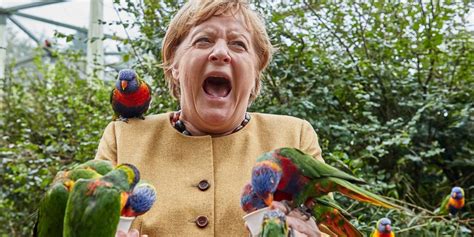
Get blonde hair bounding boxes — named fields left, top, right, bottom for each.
left=162, top=0, right=273, bottom=102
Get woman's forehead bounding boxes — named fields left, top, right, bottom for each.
left=189, top=13, right=251, bottom=38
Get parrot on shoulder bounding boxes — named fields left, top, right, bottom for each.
left=370, top=218, right=394, bottom=237
left=435, top=186, right=465, bottom=216
left=251, top=148, right=399, bottom=210
left=63, top=163, right=140, bottom=237
left=110, top=69, right=152, bottom=122
left=260, top=209, right=290, bottom=237
left=312, top=195, right=362, bottom=237
left=121, top=181, right=157, bottom=217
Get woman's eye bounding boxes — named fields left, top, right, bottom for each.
left=194, top=37, right=211, bottom=46
left=231, top=41, right=247, bottom=50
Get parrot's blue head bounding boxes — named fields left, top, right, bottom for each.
left=125, top=182, right=157, bottom=214
left=451, top=186, right=464, bottom=200
left=240, top=183, right=266, bottom=213
left=251, top=160, right=282, bottom=206
left=377, top=217, right=392, bottom=233
left=116, top=69, right=139, bottom=92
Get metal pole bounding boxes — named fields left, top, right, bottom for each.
left=0, top=14, right=6, bottom=79
left=86, top=0, right=104, bottom=79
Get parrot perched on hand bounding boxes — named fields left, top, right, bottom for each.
left=312, top=196, right=362, bottom=237
left=251, top=148, right=399, bottom=210
left=241, top=182, right=267, bottom=213
left=370, top=218, right=394, bottom=237
left=260, top=209, right=290, bottom=237
left=33, top=165, right=104, bottom=237
left=74, top=159, right=114, bottom=175
left=121, top=181, right=157, bottom=217
left=436, top=186, right=465, bottom=216
left=110, top=69, right=152, bottom=122
left=63, top=163, right=140, bottom=237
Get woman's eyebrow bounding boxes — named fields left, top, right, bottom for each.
left=229, top=31, right=251, bottom=45
left=189, top=27, right=217, bottom=40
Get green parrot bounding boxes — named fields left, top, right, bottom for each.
left=312, top=196, right=363, bottom=237
left=63, top=163, right=140, bottom=237
left=73, top=159, right=114, bottom=175
left=33, top=167, right=102, bottom=237
left=251, top=147, right=399, bottom=210
left=259, top=209, right=289, bottom=237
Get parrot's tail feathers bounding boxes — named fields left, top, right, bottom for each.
left=331, top=178, right=400, bottom=209
left=322, top=214, right=363, bottom=237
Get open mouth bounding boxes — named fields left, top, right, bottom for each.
left=203, top=77, right=232, bottom=97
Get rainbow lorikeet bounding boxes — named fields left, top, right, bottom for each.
left=370, top=218, right=394, bottom=237
left=63, top=164, right=140, bottom=237
left=33, top=166, right=103, bottom=237
left=240, top=182, right=267, bottom=213
left=121, top=181, right=157, bottom=217
left=251, top=147, right=399, bottom=209
left=110, top=69, right=152, bottom=122
left=436, top=186, right=465, bottom=216
left=260, top=209, right=290, bottom=237
left=312, top=195, right=362, bottom=237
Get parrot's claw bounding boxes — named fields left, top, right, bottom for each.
left=117, top=116, right=129, bottom=123
left=139, top=115, right=146, bottom=120
left=296, top=204, right=312, bottom=221
left=280, top=200, right=292, bottom=214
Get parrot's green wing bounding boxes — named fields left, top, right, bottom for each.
left=435, top=194, right=450, bottom=215
left=34, top=182, right=70, bottom=237
left=63, top=179, right=122, bottom=237
left=101, top=167, right=133, bottom=192
left=74, top=159, right=114, bottom=175
left=67, top=168, right=101, bottom=181
left=278, top=148, right=366, bottom=184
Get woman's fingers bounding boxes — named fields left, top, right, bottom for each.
left=115, top=229, right=142, bottom=237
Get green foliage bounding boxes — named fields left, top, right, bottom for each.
left=1, top=0, right=473, bottom=236
left=0, top=51, right=111, bottom=236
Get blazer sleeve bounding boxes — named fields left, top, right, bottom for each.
left=94, top=122, right=118, bottom=165
left=299, top=120, right=324, bottom=162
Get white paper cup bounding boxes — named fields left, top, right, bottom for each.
left=242, top=207, right=270, bottom=236
left=117, top=216, right=136, bottom=233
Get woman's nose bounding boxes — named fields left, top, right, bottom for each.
left=209, top=41, right=231, bottom=64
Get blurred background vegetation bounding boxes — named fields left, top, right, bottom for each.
left=0, top=0, right=473, bottom=236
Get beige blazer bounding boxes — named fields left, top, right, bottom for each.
left=95, top=112, right=324, bottom=236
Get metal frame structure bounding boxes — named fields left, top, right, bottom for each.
left=0, top=0, right=116, bottom=79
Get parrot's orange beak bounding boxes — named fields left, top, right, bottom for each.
left=452, top=192, right=457, bottom=198
left=120, top=192, right=129, bottom=211
left=385, top=224, right=391, bottom=232
left=264, top=193, right=274, bottom=206
left=121, top=80, right=128, bottom=90
left=64, top=180, right=75, bottom=191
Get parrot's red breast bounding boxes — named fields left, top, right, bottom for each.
left=113, top=83, right=151, bottom=107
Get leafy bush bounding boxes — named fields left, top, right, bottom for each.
left=0, top=51, right=112, bottom=236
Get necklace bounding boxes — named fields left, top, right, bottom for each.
left=171, top=111, right=251, bottom=136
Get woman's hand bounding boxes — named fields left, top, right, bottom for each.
left=270, top=201, right=321, bottom=237
left=115, top=229, right=148, bottom=237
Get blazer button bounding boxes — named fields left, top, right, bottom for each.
left=195, top=215, right=208, bottom=228
left=198, top=180, right=210, bottom=191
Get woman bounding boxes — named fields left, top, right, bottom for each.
left=97, top=1, right=323, bottom=236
